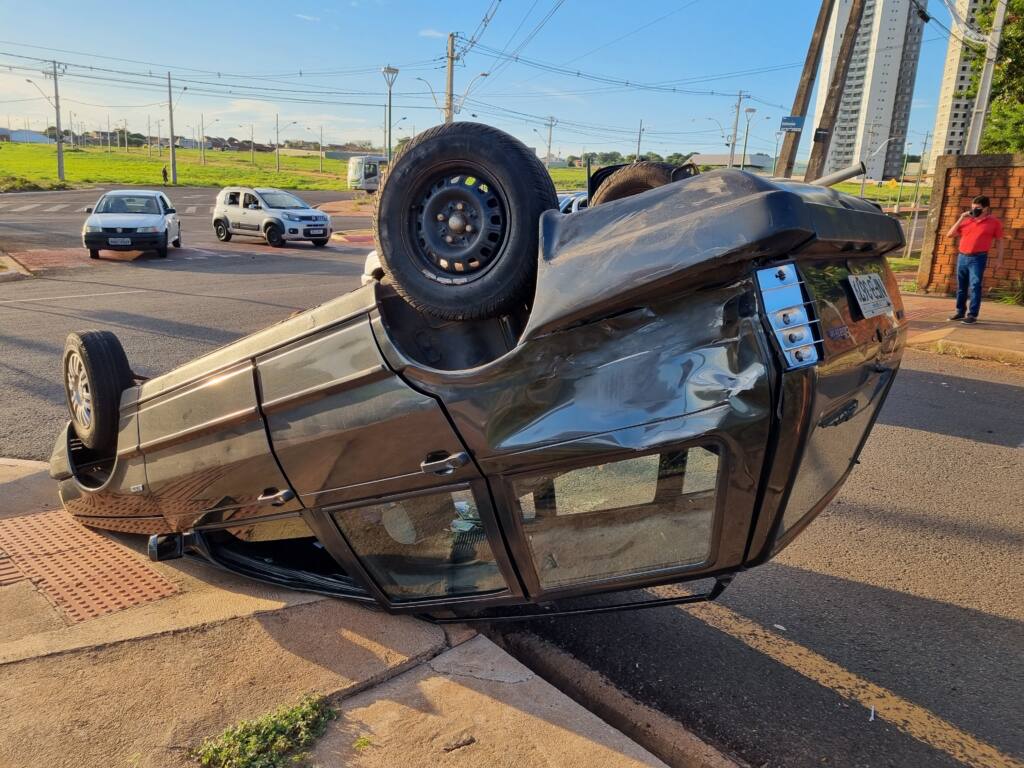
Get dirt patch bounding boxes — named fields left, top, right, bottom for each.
left=318, top=198, right=374, bottom=217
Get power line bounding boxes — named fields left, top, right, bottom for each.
left=459, top=0, right=503, bottom=56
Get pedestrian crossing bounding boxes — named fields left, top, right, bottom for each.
left=0, top=202, right=217, bottom=214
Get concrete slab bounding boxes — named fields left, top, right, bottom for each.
left=312, top=636, right=669, bottom=768
left=902, top=292, right=1024, bottom=364
left=0, top=458, right=59, bottom=520
left=0, top=599, right=446, bottom=768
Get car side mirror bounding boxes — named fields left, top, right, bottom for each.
left=85, top=207, right=93, bottom=213
left=165, top=208, right=176, bottom=214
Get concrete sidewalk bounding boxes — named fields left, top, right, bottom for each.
left=901, top=292, right=1024, bottom=364
left=0, top=460, right=693, bottom=768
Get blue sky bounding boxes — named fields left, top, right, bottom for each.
left=0, top=0, right=952, bottom=161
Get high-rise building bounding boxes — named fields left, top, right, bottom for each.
left=929, top=0, right=984, bottom=175
left=812, top=0, right=926, bottom=179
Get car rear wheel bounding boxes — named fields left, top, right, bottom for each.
left=62, top=331, right=133, bottom=452
left=590, top=161, right=677, bottom=206
left=214, top=220, right=232, bottom=241
left=265, top=224, right=285, bottom=248
left=89, top=249, right=100, bottom=259
left=311, top=238, right=329, bottom=247
left=374, top=122, right=558, bottom=321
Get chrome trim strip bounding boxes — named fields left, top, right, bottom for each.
left=260, top=365, right=390, bottom=413
left=138, top=405, right=260, bottom=453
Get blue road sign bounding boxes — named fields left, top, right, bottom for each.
left=780, top=116, right=805, bottom=133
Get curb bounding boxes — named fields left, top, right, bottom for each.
left=0, top=254, right=32, bottom=281
left=907, top=336, right=1024, bottom=365
left=487, top=629, right=745, bottom=768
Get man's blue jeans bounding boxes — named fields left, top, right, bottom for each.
left=955, top=252, right=987, bottom=317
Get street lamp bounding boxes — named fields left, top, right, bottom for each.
left=201, top=115, right=219, bottom=164
left=304, top=125, right=325, bottom=173
left=25, top=77, right=63, bottom=180
left=416, top=77, right=445, bottom=121
left=455, top=72, right=488, bottom=114
left=239, top=123, right=255, bottom=165
left=739, top=107, right=756, bottom=171
left=382, top=65, right=399, bottom=163
left=773, top=130, right=785, bottom=176
left=276, top=115, right=298, bottom=172
left=860, top=135, right=897, bottom=197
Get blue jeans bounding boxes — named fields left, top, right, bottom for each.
left=955, top=252, right=988, bottom=317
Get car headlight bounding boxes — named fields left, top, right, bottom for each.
left=136, top=226, right=160, bottom=233
left=282, top=212, right=299, bottom=221
left=84, top=224, right=102, bottom=233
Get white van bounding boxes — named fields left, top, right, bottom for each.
left=347, top=155, right=387, bottom=192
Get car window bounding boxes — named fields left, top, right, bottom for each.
left=94, top=195, right=161, bottom=215
left=363, top=162, right=378, bottom=179
left=160, top=195, right=172, bottom=212
left=512, top=446, right=720, bottom=589
left=242, top=193, right=260, bottom=209
left=331, top=488, right=506, bottom=601
left=259, top=191, right=308, bottom=209
left=225, top=191, right=240, bottom=206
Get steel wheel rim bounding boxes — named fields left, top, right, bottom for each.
left=66, top=351, right=92, bottom=430
left=407, top=166, right=508, bottom=285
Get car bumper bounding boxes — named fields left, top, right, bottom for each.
left=281, top=223, right=332, bottom=240
left=84, top=232, right=164, bottom=250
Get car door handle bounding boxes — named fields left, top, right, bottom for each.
left=420, top=451, right=469, bottom=476
left=256, top=488, right=296, bottom=507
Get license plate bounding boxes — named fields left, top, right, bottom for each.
left=848, top=273, right=893, bottom=318
left=308, top=229, right=325, bottom=236
left=108, top=237, right=132, bottom=246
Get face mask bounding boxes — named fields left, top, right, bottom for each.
left=970, top=208, right=984, bottom=218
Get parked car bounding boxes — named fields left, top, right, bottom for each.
left=82, top=190, right=181, bottom=259
left=52, top=123, right=906, bottom=622
left=212, top=187, right=332, bottom=247
left=347, top=155, right=387, bottom=192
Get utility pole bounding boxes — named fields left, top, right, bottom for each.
left=444, top=33, right=456, bottom=124
left=68, top=110, right=75, bottom=149
left=319, top=125, right=324, bottom=173
left=382, top=65, right=399, bottom=163
left=250, top=123, right=255, bottom=165
left=727, top=91, right=745, bottom=167
left=156, top=118, right=162, bottom=157
left=964, top=0, right=1007, bottom=154
left=50, top=61, right=65, bottom=180
left=545, top=116, right=556, bottom=168
left=893, top=149, right=910, bottom=213
left=636, top=119, right=643, bottom=160
left=106, top=115, right=111, bottom=153
left=778, top=0, right=835, bottom=178
left=147, top=115, right=152, bottom=158
left=123, top=118, right=129, bottom=152
left=805, top=0, right=866, bottom=181
left=201, top=113, right=206, bottom=164
left=276, top=113, right=280, bottom=172
left=903, top=131, right=930, bottom=259
left=167, top=72, right=178, bottom=184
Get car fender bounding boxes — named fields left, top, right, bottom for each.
left=263, top=216, right=284, bottom=232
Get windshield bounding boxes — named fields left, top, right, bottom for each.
left=95, top=195, right=161, bottom=215
left=259, top=191, right=308, bottom=209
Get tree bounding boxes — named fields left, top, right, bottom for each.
left=973, top=0, right=1024, bottom=152
left=395, top=136, right=412, bottom=152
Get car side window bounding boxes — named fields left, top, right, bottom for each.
left=243, top=193, right=260, bottom=210
left=511, top=445, right=721, bottom=589
left=225, top=191, right=240, bottom=207
left=364, top=163, right=377, bottom=179
left=161, top=195, right=172, bottom=212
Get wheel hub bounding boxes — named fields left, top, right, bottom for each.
left=412, top=173, right=506, bottom=281
left=66, top=352, right=92, bottom=429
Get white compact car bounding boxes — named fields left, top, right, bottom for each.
left=82, top=190, right=181, bottom=259
left=212, top=187, right=332, bottom=247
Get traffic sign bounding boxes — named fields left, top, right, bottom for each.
left=780, top=116, right=805, bottom=133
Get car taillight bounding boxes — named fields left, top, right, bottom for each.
left=756, top=263, right=822, bottom=369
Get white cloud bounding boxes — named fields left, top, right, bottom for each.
left=295, top=13, right=320, bottom=21
left=419, top=28, right=445, bottom=38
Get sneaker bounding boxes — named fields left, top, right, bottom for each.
left=948, top=312, right=965, bottom=321
left=961, top=315, right=977, bottom=324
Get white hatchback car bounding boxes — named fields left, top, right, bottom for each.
left=82, top=190, right=181, bottom=259
left=212, top=187, right=332, bottom=247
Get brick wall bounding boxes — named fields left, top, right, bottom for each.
left=917, top=153, right=1024, bottom=294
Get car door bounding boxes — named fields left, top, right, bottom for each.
left=240, top=192, right=262, bottom=234
left=255, top=314, right=522, bottom=605
left=223, top=191, right=244, bottom=233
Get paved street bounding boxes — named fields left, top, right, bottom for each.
left=1, top=195, right=1021, bottom=768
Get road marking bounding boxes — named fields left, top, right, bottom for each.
left=185, top=206, right=197, bottom=214
left=183, top=255, right=207, bottom=260
left=42, top=204, right=69, bottom=212
left=676, top=598, right=1023, bottom=768
left=0, top=289, right=147, bottom=305
left=10, top=204, right=40, bottom=212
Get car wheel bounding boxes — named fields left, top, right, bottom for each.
left=172, top=233, right=182, bottom=248
left=590, top=161, right=677, bottom=206
left=89, top=249, right=100, bottom=259
left=62, top=331, right=133, bottom=451
left=156, top=234, right=169, bottom=259
left=265, top=223, right=285, bottom=247
left=214, top=220, right=232, bottom=242
left=374, top=122, right=557, bottom=321
left=311, top=238, right=329, bottom=247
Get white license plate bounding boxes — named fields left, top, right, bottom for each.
left=848, top=273, right=893, bottom=318
left=108, top=237, right=132, bottom=246
left=308, top=229, right=325, bottom=236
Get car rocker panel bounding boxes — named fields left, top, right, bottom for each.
left=52, top=167, right=906, bottom=618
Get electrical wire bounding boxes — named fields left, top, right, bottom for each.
left=459, top=0, right=503, bottom=57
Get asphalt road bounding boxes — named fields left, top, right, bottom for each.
left=518, top=351, right=1024, bottom=768
left=1, top=193, right=1021, bottom=768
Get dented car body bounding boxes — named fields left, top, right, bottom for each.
left=51, top=170, right=906, bottom=619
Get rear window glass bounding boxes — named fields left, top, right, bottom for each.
left=95, top=195, right=160, bottom=214
left=225, top=191, right=240, bottom=206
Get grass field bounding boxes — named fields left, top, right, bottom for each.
left=0, top=143, right=351, bottom=191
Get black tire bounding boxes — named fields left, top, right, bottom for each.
left=62, top=331, right=133, bottom=451
left=311, top=238, right=329, bottom=247
left=172, top=232, right=182, bottom=248
left=214, top=220, right=231, bottom=242
left=156, top=233, right=168, bottom=259
left=374, top=122, right=558, bottom=321
left=89, top=249, right=100, bottom=259
left=590, top=161, right=677, bottom=206
left=265, top=223, right=285, bottom=248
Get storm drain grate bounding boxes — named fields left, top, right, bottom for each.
left=0, top=511, right=179, bottom=623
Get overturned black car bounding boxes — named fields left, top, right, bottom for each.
left=51, top=122, right=906, bottom=621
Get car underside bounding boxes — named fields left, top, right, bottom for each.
left=51, top=124, right=906, bottom=622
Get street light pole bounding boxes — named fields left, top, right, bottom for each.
left=201, top=113, right=205, bottom=164
left=276, top=113, right=280, bottom=172
left=319, top=125, right=323, bottom=173
left=773, top=131, right=784, bottom=175
left=382, top=65, right=399, bottom=163
left=903, top=131, right=930, bottom=259
left=147, top=115, right=152, bottom=158
left=964, top=0, right=1007, bottom=154
left=740, top=107, right=756, bottom=170
left=167, top=71, right=178, bottom=184
left=636, top=119, right=643, bottom=161
left=728, top=90, right=745, bottom=168
left=51, top=62, right=64, bottom=180
left=250, top=124, right=255, bottom=165
left=123, top=118, right=129, bottom=152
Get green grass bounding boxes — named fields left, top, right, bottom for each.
left=190, top=695, right=336, bottom=768
left=0, top=173, right=71, bottom=193
left=0, top=143, right=351, bottom=191
left=887, top=255, right=921, bottom=273
left=994, top=277, right=1024, bottom=306
left=548, top=166, right=587, bottom=191
left=833, top=180, right=932, bottom=207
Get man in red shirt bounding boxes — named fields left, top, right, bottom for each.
left=945, top=195, right=1005, bottom=323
